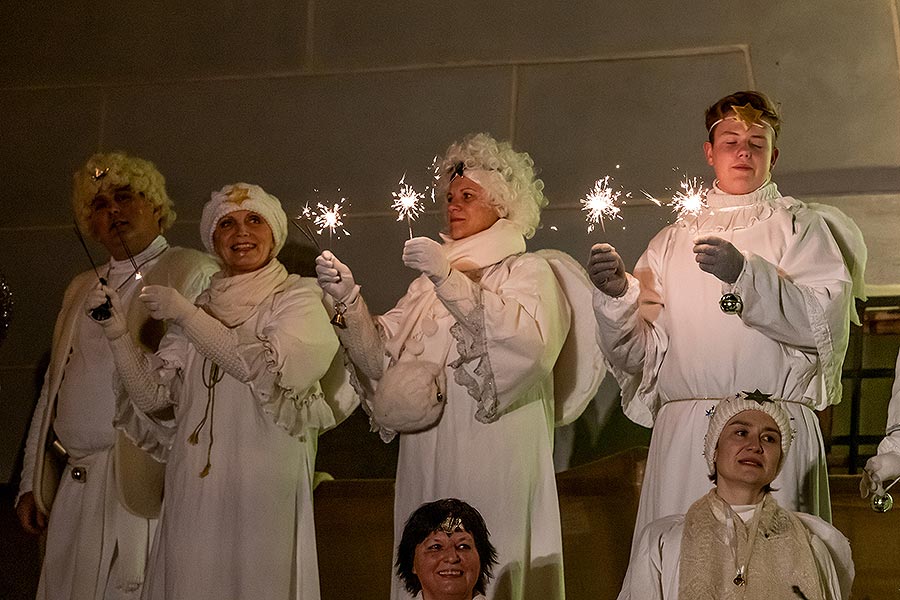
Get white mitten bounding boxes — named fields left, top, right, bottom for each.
left=370, top=360, right=445, bottom=433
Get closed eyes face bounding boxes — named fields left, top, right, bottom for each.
left=413, top=530, right=481, bottom=599
left=212, top=209, right=274, bottom=276
left=703, top=112, right=778, bottom=195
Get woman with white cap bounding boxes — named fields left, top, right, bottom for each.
left=316, top=133, right=603, bottom=599
left=88, top=183, right=348, bottom=599
left=619, top=391, right=854, bottom=600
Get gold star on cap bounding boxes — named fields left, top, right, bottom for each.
left=731, top=103, right=765, bottom=130
left=742, top=389, right=774, bottom=405
left=227, top=186, right=252, bottom=205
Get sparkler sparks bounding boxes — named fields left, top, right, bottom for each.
left=313, top=198, right=350, bottom=240
left=669, top=176, right=708, bottom=223
left=391, top=174, right=426, bottom=239
left=581, top=176, right=624, bottom=233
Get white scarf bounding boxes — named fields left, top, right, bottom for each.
left=195, top=259, right=289, bottom=327
left=383, top=219, right=525, bottom=362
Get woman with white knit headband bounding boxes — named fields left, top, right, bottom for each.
left=88, top=183, right=353, bottom=599
left=315, top=133, right=604, bottom=599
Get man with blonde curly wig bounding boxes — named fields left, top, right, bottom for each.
left=316, top=133, right=604, bottom=599
left=17, top=152, right=216, bottom=599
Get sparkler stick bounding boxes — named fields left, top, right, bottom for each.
left=581, top=176, right=624, bottom=233
left=114, top=226, right=143, bottom=281
left=391, top=174, right=426, bottom=239
left=290, top=204, right=322, bottom=251
left=72, top=220, right=111, bottom=321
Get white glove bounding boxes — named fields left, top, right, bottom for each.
left=403, top=237, right=450, bottom=286
left=84, top=284, right=128, bottom=339
left=587, top=243, right=628, bottom=297
left=315, top=251, right=359, bottom=303
left=693, top=236, right=745, bottom=284
left=861, top=452, right=900, bottom=497
left=139, top=285, right=197, bottom=324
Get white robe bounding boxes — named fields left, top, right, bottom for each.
left=620, top=499, right=854, bottom=600
left=357, top=245, right=574, bottom=600
left=138, top=275, right=339, bottom=600
left=19, top=238, right=216, bottom=600
left=592, top=182, right=854, bottom=549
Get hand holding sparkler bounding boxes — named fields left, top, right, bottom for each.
left=315, top=251, right=359, bottom=304
left=403, top=237, right=450, bottom=285
left=587, top=243, right=628, bottom=297
left=140, top=285, right=196, bottom=323
left=862, top=453, right=900, bottom=497
left=85, top=284, right=127, bottom=339
left=693, top=236, right=744, bottom=284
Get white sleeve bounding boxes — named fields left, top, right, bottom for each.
left=17, top=367, right=51, bottom=502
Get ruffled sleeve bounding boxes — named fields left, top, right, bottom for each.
left=435, top=253, right=570, bottom=423
left=236, top=277, right=340, bottom=437
left=592, top=235, right=670, bottom=428
left=797, top=513, right=854, bottom=600
left=877, top=350, right=900, bottom=456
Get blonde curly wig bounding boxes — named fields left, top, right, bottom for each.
left=437, top=133, right=547, bottom=239
left=72, top=152, right=176, bottom=234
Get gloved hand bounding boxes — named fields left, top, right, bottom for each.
left=693, top=236, right=745, bottom=284
left=85, top=284, right=128, bottom=339
left=588, top=243, right=628, bottom=297
left=861, top=452, right=900, bottom=497
left=315, top=251, right=359, bottom=303
left=139, top=285, right=196, bottom=324
left=403, top=237, right=450, bottom=286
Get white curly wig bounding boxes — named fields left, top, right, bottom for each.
left=437, top=133, right=547, bottom=239
left=72, top=152, right=176, bottom=234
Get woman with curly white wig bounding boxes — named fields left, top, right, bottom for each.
left=316, top=133, right=604, bottom=599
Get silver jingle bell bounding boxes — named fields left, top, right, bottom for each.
left=719, top=293, right=743, bottom=314
left=871, top=492, right=893, bottom=513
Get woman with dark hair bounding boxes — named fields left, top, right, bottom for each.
left=397, top=499, right=498, bottom=600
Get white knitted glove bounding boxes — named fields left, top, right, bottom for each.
left=335, top=294, right=385, bottom=380
left=403, top=237, right=450, bottom=286
left=108, top=334, right=169, bottom=413
left=587, top=243, right=628, bottom=297
left=140, top=285, right=197, bottom=324
left=315, top=251, right=360, bottom=304
left=179, top=309, right=249, bottom=382
left=85, top=284, right=128, bottom=339
left=693, top=235, right=745, bottom=284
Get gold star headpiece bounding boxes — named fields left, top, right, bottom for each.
left=707, top=103, right=775, bottom=137
left=438, top=515, right=465, bottom=535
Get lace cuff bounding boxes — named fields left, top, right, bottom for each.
left=335, top=295, right=385, bottom=380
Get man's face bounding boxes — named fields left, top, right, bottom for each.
left=88, top=184, right=161, bottom=259
left=715, top=410, right=783, bottom=491
left=413, top=530, right=481, bottom=599
left=704, top=114, right=778, bottom=195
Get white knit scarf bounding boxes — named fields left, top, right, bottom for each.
left=195, top=259, right=289, bottom=327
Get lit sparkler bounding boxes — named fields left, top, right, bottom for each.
left=669, top=176, right=708, bottom=223
left=581, top=176, right=624, bottom=233
left=392, top=174, right=426, bottom=239
left=290, top=203, right=321, bottom=251
left=313, top=196, right=350, bottom=245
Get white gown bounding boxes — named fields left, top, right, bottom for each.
left=592, top=182, right=854, bottom=548
left=138, top=275, right=339, bottom=600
